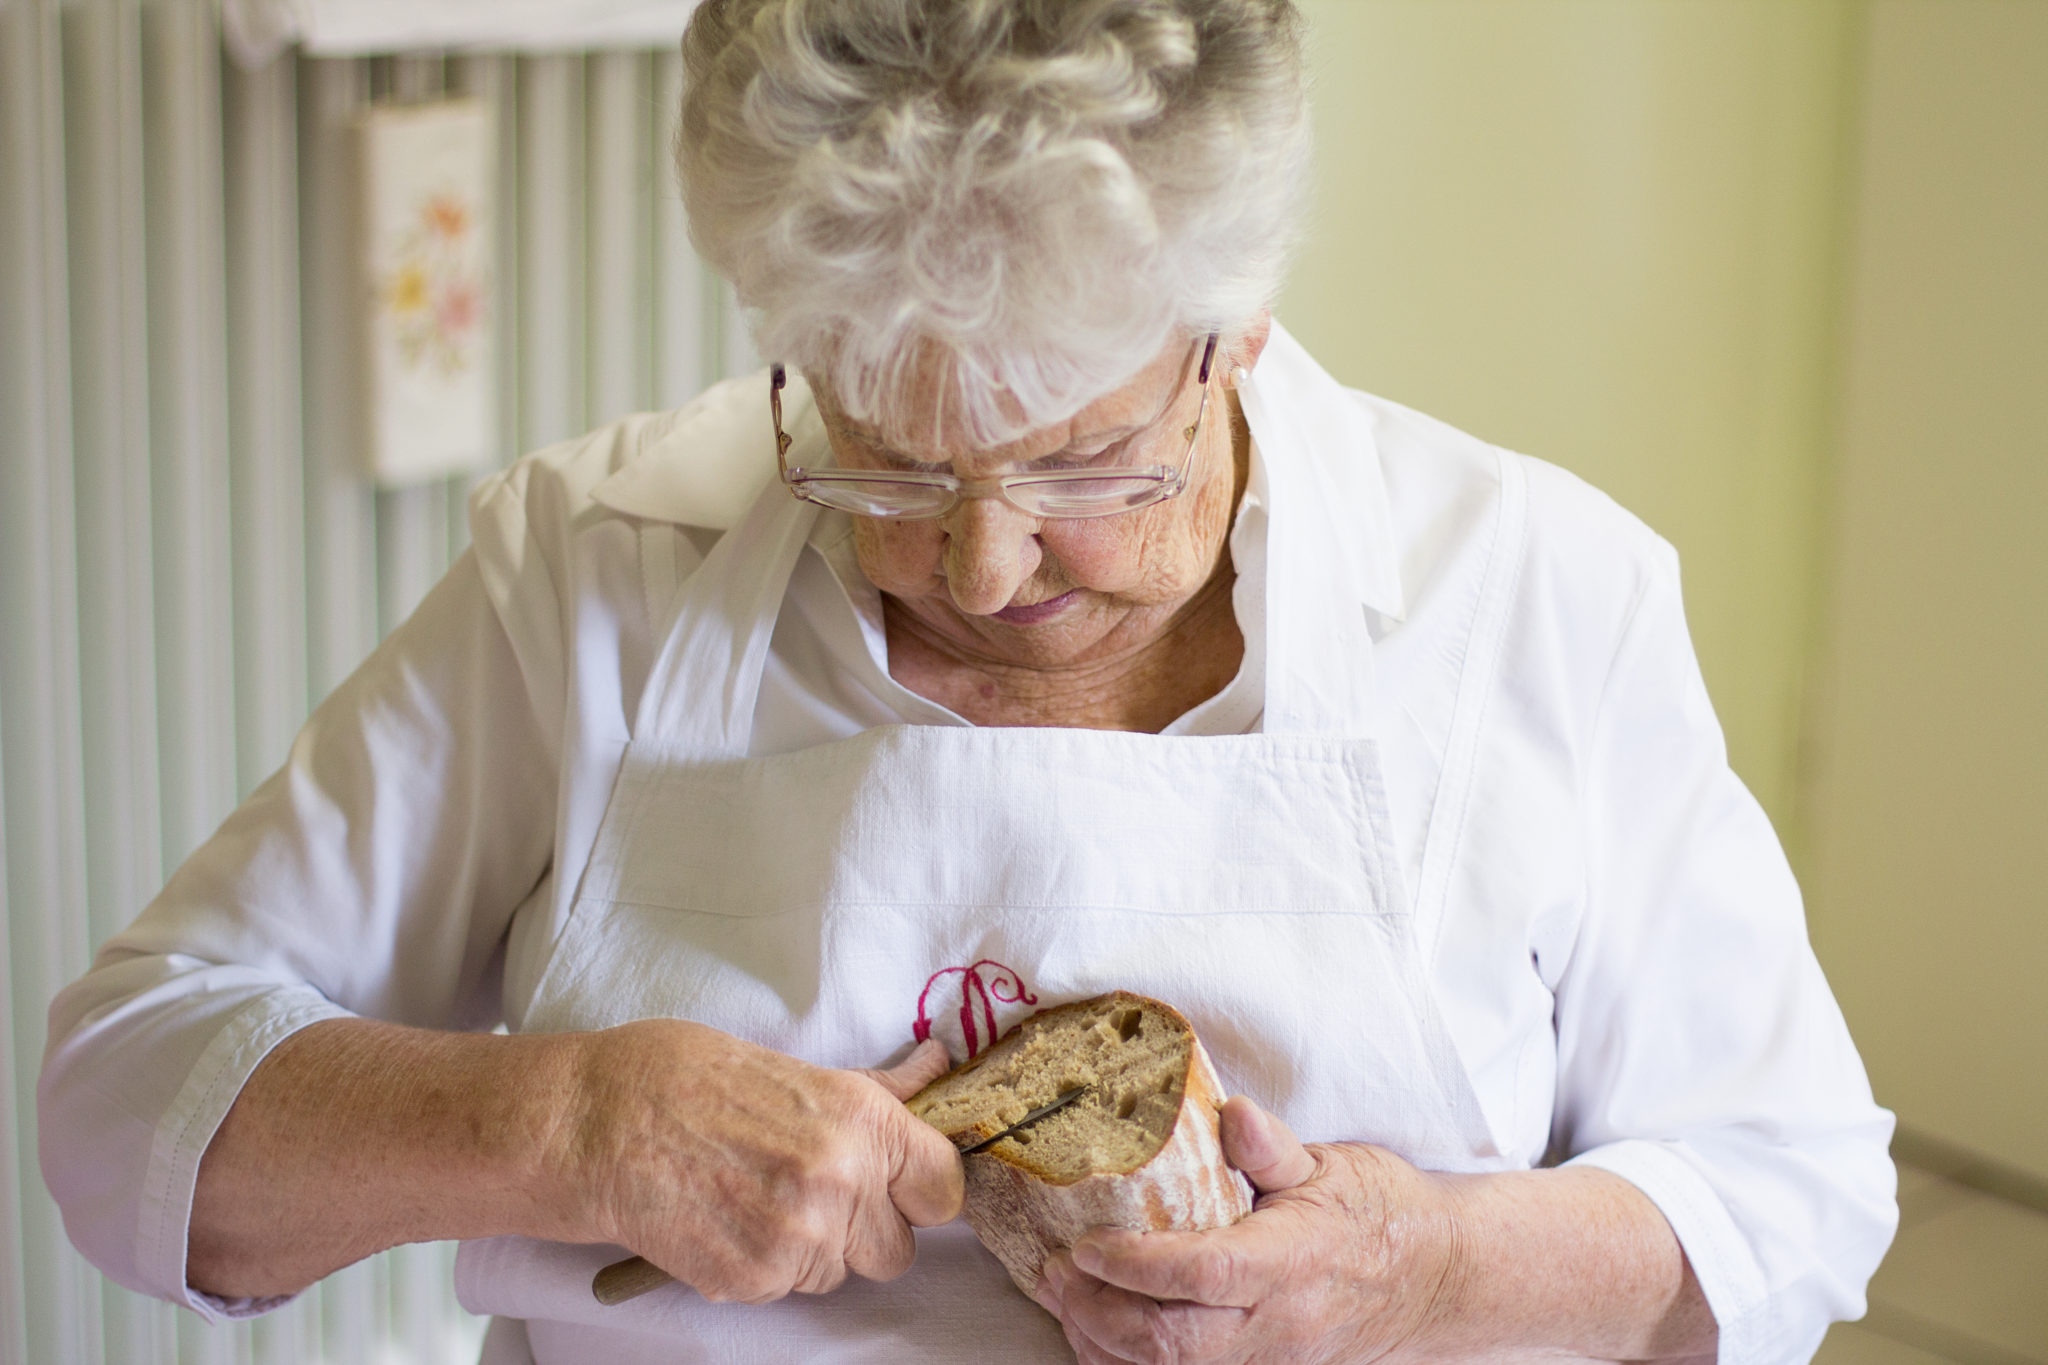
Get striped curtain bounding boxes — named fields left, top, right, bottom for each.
left=0, top=2, right=746, bottom=1361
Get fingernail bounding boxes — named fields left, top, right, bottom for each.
left=1071, top=1242, right=1104, bottom=1275
left=1032, top=1278, right=1062, bottom=1314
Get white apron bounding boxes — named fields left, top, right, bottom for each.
left=460, top=374, right=1519, bottom=1364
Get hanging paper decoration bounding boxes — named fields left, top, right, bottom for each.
left=222, top=0, right=702, bottom=67
left=359, top=99, right=497, bottom=486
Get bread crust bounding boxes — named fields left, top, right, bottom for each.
left=914, top=992, right=1256, bottom=1296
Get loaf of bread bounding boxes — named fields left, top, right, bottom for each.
left=906, top=990, right=1254, bottom=1295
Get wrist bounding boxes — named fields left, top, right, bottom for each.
left=1310, top=1144, right=1472, bottom=1364
left=485, top=1028, right=601, bottom=1244
left=1371, top=1161, right=1472, bottom=1362
left=1408, top=1170, right=1475, bottom=1352
left=524, top=1017, right=727, bottom=1248
left=1372, top=1166, right=1715, bottom=1363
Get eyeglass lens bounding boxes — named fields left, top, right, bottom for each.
left=789, top=472, right=1180, bottom=520
left=774, top=332, right=1217, bottom=520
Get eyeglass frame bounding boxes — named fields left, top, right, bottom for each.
left=770, top=331, right=1220, bottom=521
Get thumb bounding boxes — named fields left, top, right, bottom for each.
left=1219, top=1095, right=1316, bottom=1194
left=885, top=1105, right=967, bottom=1227
left=853, top=1039, right=965, bottom=1226
left=857, top=1037, right=953, bottom=1102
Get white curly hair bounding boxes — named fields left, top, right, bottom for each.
left=677, top=0, right=1310, bottom=449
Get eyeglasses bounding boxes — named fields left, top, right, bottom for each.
left=771, top=332, right=1219, bottom=520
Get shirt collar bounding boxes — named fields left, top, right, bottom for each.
left=589, top=369, right=793, bottom=532
left=589, top=321, right=1406, bottom=621
left=1242, top=322, right=1406, bottom=624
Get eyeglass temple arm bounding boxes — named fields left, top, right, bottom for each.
left=1165, top=333, right=1221, bottom=494
left=769, top=363, right=797, bottom=485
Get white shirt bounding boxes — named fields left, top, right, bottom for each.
left=39, top=326, right=1896, bottom=1364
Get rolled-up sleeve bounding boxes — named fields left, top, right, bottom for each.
left=37, top=541, right=559, bottom=1318
left=1553, top=550, right=1897, bottom=1365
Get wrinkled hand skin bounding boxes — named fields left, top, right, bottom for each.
left=1031, top=1097, right=1460, bottom=1365
left=560, top=1021, right=964, bottom=1304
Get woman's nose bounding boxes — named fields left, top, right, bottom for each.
left=941, top=498, right=1043, bottom=615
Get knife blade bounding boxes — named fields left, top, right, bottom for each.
left=960, top=1085, right=1090, bottom=1154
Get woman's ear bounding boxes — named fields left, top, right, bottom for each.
left=1223, top=311, right=1274, bottom=387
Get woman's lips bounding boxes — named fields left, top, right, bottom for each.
left=992, top=589, right=1080, bottom=625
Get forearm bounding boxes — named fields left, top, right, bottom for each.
left=187, top=1017, right=586, bottom=1299
left=1421, top=1163, right=1717, bottom=1363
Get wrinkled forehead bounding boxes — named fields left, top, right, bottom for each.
left=808, top=334, right=1194, bottom=463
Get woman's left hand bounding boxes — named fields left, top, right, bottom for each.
left=1032, top=1098, right=1464, bottom=1365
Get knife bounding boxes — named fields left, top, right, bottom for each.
left=593, top=1085, right=1092, bottom=1305
left=960, top=1085, right=1090, bottom=1154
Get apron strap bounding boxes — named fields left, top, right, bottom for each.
left=1413, top=449, right=1529, bottom=963
left=634, top=479, right=824, bottom=755
left=1236, top=366, right=1381, bottom=736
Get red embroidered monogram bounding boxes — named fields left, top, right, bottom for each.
left=913, top=960, right=1038, bottom=1060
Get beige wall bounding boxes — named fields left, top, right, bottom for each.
left=1804, top=1, right=2048, bottom=1179
left=1280, top=0, right=2048, bottom=1179
left=1280, top=0, right=1856, bottom=847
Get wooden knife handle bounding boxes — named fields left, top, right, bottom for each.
left=592, top=1254, right=674, bottom=1305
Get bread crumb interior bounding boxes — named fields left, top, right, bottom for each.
left=908, top=996, right=1190, bottom=1182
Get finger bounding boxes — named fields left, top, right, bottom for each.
left=1044, top=1256, right=1131, bottom=1365
left=1219, top=1096, right=1316, bottom=1193
left=639, top=1208, right=791, bottom=1306
left=841, top=1183, right=919, bottom=1285
left=1032, top=1268, right=1063, bottom=1319
left=1050, top=1251, right=1245, bottom=1364
left=856, top=1038, right=952, bottom=1101
left=677, top=1242, right=797, bottom=1306
left=1073, top=1331, right=1135, bottom=1365
left=1071, top=1212, right=1306, bottom=1306
left=883, top=1107, right=966, bottom=1226
left=788, top=1236, right=851, bottom=1297
left=1065, top=1310, right=1129, bottom=1365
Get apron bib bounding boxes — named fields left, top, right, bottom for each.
left=475, top=380, right=1514, bottom=1363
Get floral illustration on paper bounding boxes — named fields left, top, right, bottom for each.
left=378, top=190, right=486, bottom=378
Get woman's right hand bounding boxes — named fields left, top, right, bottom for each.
left=551, top=1020, right=965, bottom=1303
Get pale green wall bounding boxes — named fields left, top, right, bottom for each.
left=1804, top=0, right=2048, bottom=1180
left=1278, top=0, right=2048, bottom=1182
left=1279, top=0, right=1857, bottom=849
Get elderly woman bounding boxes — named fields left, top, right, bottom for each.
left=40, top=1, right=1895, bottom=1362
